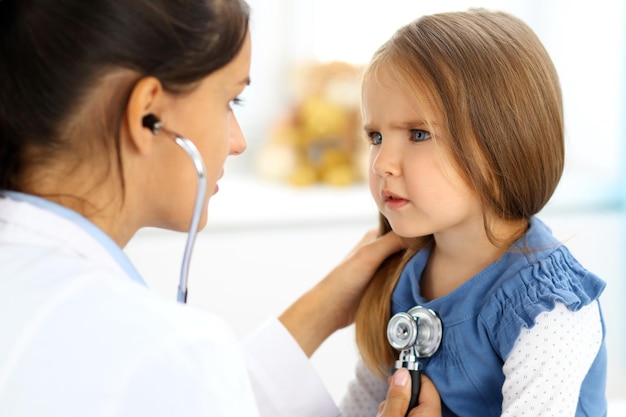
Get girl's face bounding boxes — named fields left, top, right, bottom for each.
left=362, top=70, right=483, bottom=239
left=149, top=33, right=251, bottom=232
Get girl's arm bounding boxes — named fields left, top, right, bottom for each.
left=340, top=360, right=388, bottom=417
left=500, top=301, right=603, bottom=416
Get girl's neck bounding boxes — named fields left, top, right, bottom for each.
left=420, top=218, right=528, bottom=300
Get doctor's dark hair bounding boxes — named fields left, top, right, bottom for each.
left=355, top=9, right=564, bottom=378
left=0, top=0, right=250, bottom=192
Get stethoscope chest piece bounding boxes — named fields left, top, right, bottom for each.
left=387, top=305, right=442, bottom=415
left=387, top=305, right=442, bottom=357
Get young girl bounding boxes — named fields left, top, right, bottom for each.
left=341, top=9, right=607, bottom=417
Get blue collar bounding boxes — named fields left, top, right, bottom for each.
left=1, top=191, right=146, bottom=286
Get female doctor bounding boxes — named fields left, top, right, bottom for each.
left=0, top=0, right=441, bottom=416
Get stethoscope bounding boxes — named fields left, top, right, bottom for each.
left=142, top=114, right=206, bottom=304
left=387, top=306, right=443, bottom=415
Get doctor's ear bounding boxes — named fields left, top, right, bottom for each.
left=124, top=76, right=164, bottom=153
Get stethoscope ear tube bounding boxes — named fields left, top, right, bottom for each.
left=173, top=136, right=207, bottom=304
left=141, top=114, right=207, bottom=304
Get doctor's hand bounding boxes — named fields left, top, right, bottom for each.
left=279, top=229, right=405, bottom=357
left=378, top=369, right=442, bottom=417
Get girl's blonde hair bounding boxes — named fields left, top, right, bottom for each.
left=355, top=9, right=564, bottom=378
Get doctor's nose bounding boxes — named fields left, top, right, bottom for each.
left=229, top=113, right=247, bottom=156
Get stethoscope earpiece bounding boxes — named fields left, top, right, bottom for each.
left=142, top=114, right=164, bottom=135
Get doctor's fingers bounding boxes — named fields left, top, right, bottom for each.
left=313, top=229, right=406, bottom=331
left=378, top=371, right=442, bottom=417
left=377, top=369, right=412, bottom=417
left=345, top=229, right=406, bottom=272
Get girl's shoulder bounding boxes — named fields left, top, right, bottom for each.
left=478, top=218, right=606, bottom=356
left=498, top=216, right=605, bottom=312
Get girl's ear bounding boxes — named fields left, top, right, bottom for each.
left=124, top=76, right=164, bottom=155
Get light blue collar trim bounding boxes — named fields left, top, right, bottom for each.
left=1, top=191, right=146, bottom=286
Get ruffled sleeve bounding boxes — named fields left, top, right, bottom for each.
left=480, top=245, right=606, bottom=359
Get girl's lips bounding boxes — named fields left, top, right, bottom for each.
left=384, top=196, right=408, bottom=210
left=382, top=190, right=408, bottom=210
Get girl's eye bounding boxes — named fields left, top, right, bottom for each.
left=368, top=131, right=382, bottom=145
left=410, top=129, right=431, bottom=142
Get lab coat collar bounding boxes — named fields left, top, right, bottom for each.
left=0, top=191, right=146, bottom=286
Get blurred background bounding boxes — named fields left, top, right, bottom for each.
left=125, top=0, right=626, bottom=413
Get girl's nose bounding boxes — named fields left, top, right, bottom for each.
left=371, top=143, right=400, bottom=177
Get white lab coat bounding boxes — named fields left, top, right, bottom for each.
left=0, top=193, right=339, bottom=417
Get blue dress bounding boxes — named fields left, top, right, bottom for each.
left=391, top=217, right=607, bottom=416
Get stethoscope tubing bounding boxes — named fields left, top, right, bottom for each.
left=173, top=136, right=207, bottom=304
left=408, top=369, right=420, bottom=416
